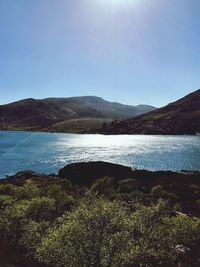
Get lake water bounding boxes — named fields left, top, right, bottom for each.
left=0, top=131, right=200, bottom=178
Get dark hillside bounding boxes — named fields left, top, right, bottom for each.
left=0, top=96, right=156, bottom=132
left=95, top=89, right=200, bottom=135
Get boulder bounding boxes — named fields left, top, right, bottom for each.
left=58, top=161, right=133, bottom=185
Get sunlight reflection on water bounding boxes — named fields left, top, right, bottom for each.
left=0, top=131, right=200, bottom=177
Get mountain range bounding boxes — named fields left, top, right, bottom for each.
left=0, top=96, right=155, bottom=133
left=96, top=89, right=200, bottom=135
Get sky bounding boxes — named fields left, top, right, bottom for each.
left=0, top=0, right=200, bottom=107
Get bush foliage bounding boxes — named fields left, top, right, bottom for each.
left=0, top=174, right=199, bottom=267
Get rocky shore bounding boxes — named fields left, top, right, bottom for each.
left=1, top=161, right=200, bottom=216
left=2, top=161, right=200, bottom=186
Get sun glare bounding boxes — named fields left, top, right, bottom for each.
left=97, top=0, right=141, bottom=9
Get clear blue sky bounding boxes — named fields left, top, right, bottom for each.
left=0, top=0, right=200, bottom=107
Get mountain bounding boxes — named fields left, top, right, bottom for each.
left=96, top=89, right=200, bottom=135
left=0, top=96, right=156, bottom=132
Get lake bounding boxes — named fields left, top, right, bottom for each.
left=0, top=131, right=200, bottom=178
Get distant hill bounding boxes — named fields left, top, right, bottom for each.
left=0, top=96, right=156, bottom=133
left=96, top=89, right=200, bottom=135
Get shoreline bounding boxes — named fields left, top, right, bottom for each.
left=1, top=161, right=200, bottom=184
left=1, top=128, right=200, bottom=136
left=1, top=164, right=200, bottom=181
left=1, top=161, right=200, bottom=217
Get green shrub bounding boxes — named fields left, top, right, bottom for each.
left=173, top=202, right=182, bottom=212
left=36, top=198, right=130, bottom=267
left=13, top=181, right=40, bottom=200
left=20, top=220, right=50, bottom=257
left=0, top=195, right=15, bottom=209
left=43, top=184, right=76, bottom=212
left=117, top=178, right=139, bottom=193
left=151, top=185, right=164, bottom=196
left=151, top=185, right=178, bottom=202
left=0, top=200, right=31, bottom=246
left=0, top=184, right=17, bottom=195
left=36, top=198, right=200, bottom=267
left=0, top=197, right=55, bottom=247
left=25, top=197, right=56, bottom=221
left=90, top=177, right=115, bottom=197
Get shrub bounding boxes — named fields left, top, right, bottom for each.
left=151, top=185, right=164, bottom=196
left=0, top=184, right=16, bottom=195
left=117, top=178, right=139, bottom=193
left=20, top=220, right=50, bottom=257
left=36, top=198, right=130, bottom=267
left=0, top=195, right=15, bottom=209
left=13, top=181, right=40, bottom=200
left=36, top=198, right=200, bottom=267
left=0, top=197, right=55, bottom=247
left=25, top=197, right=56, bottom=221
left=90, top=177, right=115, bottom=197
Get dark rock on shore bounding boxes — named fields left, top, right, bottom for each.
left=58, top=161, right=200, bottom=187
left=58, top=161, right=133, bottom=185
left=2, top=162, right=200, bottom=188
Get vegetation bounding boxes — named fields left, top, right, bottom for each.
left=51, top=117, right=113, bottom=133
left=0, top=170, right=200, bottom=267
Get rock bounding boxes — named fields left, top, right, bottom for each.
left=58, top=161, right=133, bottom=185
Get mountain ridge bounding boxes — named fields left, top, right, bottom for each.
left=0, top=96, right=156, bottom=133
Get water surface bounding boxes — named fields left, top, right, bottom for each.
left=0, top=131, right=200, bottom=178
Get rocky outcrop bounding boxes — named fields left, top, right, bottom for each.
left=58, top=161, right=133, bottom=185
left=58, top=161, right=200, bottom=186
left=2, top=162, right=200, bottom=187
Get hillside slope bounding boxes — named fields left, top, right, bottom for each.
left=96, top=89, right=200, bottom=135
left=0, top=96, right=155, bottom=132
